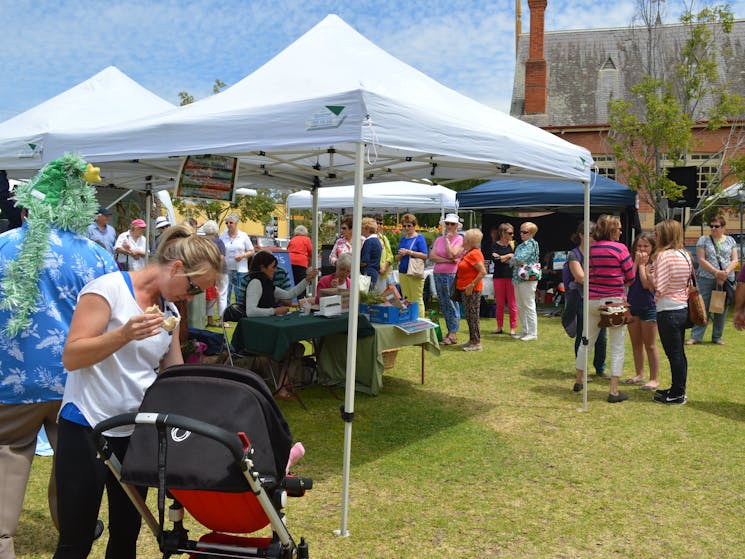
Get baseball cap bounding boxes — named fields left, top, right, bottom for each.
left=98, top=207, right=112, bottom=216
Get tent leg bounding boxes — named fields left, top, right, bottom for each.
left=337, top=142, right=365, bottom=537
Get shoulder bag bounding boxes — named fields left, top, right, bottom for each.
left=405, top=236, right=425, bottom=278
left=684, top=252, right=707, bottom=327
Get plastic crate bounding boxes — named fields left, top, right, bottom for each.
left=361, top=302, right=418, bottom=324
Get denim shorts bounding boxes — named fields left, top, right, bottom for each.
left=630, top=306, right=657, bottom=322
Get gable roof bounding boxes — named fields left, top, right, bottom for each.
left=511, top=20, right=745, bottom=128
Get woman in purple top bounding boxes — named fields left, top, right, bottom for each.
left=574, top=214, right=635, bottom=402
left=623, top=232, right=660, bottom=390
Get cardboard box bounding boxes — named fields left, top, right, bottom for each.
left=318, top=288, right=349, bottom=311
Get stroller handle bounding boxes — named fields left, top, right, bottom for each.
left=92, top=412, right=246, bottom=464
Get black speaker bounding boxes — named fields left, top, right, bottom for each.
left=667, top=166, right=699, bottom=207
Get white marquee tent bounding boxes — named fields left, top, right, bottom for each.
left=25, top=15, right=595, bottom=536
left=0, top=66, right=176, bottom=188
left=286, top=181, right=457, bottom=215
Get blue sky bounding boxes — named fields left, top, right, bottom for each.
left=2, top=0, right=744, bottom=122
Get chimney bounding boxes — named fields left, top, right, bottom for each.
left=524, top=0, right=547, bottom=114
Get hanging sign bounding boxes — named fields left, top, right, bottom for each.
left=177, top=155, right=238, bottom=201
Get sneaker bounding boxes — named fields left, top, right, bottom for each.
left=607, top=392, right=629, bottom=403
left=655, top=392, right=687, bottom=405
left=653, top=388, right=671, bottom=401
left=520, top=334, right=537, bottom=341
left=573, top=382, right=583, bottom=392
left=463, top=344, right=483, bottom=352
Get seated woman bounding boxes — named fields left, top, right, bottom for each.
left=244, top=250, right=317, bottom=317
left=315, top=253, right=352, bottom=303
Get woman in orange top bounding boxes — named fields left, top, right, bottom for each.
left=456, top=228, right=487, bottom=351
left=287, top=225, right=314, bottom=284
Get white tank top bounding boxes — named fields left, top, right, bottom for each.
left=61, top=272, right=177, bottom=436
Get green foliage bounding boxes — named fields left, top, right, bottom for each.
left=172, top=189, right=281, bottom=227
left=212, top=79, right=227, bottom=94
left=177, top=91, right=194, bottom=106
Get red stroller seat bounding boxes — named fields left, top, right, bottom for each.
left=92, top=364, right=311, bottom=559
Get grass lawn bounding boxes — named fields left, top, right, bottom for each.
left=16, top=310, right=745, bottom=558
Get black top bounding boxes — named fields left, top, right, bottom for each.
left=491, top=242, right=513, bottom=279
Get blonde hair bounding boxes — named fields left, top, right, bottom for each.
left=592, top=214, right=620, bottom=241
left=154, top=224, right=222, bottom=276
left=463, top=228, right=483, bottom=248
left=521, top=221, right=538, bottom=236
left=361, top=217, right=377, bottom=234
left=654, top=219, right=684, bottom=253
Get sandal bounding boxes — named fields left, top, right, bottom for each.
left=440, top=337, right=453, bottom=345
left=685, top=339, right=700, bottom=345
left=492, top=329, right=504, bottom=334
left=622, top=377, right=645, bottom=385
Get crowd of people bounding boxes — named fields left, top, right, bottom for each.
left=1, top=158, right=743, bottom=559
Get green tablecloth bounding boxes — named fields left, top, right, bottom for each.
left=231, top=312, right=374, bottom=361
left=317, top=323, right=440, bottom=395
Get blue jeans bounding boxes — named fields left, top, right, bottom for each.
left=574, top=301, right=607, bottom=374
left=433, top=273, right=460, bottom=334
left=227, top=271, right=247, bottom=304
left=691, top=275, right=727, bottom=342
left=657, top=308, right=688, bottom=397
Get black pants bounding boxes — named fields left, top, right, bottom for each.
left=657, top=308, right=689, bottom=397
left=53, top=418, right=146, bottom=559
left=291, top=264, right=307, bottom=285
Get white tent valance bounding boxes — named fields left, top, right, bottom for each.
left=286, top=181, right=457, bottom=213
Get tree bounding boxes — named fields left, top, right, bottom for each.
left=607, top=2, right=745, bottom=225
left=172, top=189, right=283, bottom=229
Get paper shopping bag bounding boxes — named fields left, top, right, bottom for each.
left=709, top=289, right=726, bottom=314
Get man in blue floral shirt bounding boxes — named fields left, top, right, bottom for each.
left=0, top=156, right=117, bottom=559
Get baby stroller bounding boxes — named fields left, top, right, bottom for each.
left=92, top=364, right=311, bottom=559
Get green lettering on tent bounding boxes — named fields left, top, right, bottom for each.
left=28, top=143, right=37, bottom=151
left=326, top=105, right=345, bottom=116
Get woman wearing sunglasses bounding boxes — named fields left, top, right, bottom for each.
left=688, top=213, right=739, bottom=345
left=53, top=224, right=222, bottom=559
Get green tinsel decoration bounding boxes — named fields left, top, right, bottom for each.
left=0, top=153, right=100, bottom=337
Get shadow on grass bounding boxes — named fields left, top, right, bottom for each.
left=686, top=399, right=745, bottom=422
left=15, top=506, right=58, bottom=556
left=520, top=367, right=573, bottom=382
left=286, top=376, right=496, bottom=483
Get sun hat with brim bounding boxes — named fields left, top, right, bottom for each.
left=440, top=213, right=463, bottom=227
left=155, top=216, right=171, bottom=229
left=130, top=219, right=147, bottom=228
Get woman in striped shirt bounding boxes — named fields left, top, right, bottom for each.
left=573, top=215, right=634, bottom=402
left=638, top=219, right=692, bottom=405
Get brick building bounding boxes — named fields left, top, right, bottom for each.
left=510, top=0, right=745, bottom=236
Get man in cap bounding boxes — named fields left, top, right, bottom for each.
left=0, top=154, right=117, bottom=559
left=86, top=207, right=117, bottom=256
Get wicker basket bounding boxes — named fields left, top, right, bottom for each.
left=381, top=348, right=400, bottom=369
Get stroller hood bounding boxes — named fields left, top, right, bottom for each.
left=120, top=364, right=293, bottom=492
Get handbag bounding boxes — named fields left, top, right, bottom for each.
left=597, top=302, right=632, bottom=328
left=404, top=237, right=425, bottom=278
left=358, top=274, right=372, bottom=292
left=687, top=270, right=707, bottom=327
left=517, top=262, right=542, bottom=281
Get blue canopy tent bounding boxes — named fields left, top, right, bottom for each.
left=456, top=172, right=637, bottom=212
left=456, top=172, right=640, bottom=265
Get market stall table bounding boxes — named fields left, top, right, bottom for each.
left=316, top=322, right=440, bottom=395
left=231, top=312, right=375, bottom=362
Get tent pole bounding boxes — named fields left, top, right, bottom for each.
left=145, top=180, right=152, bottom=264
left=311, top=184, right=320, bottom=296
left=336, top=142, right=365, bottom=538
left=580, top=180, right=590, bottom=412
